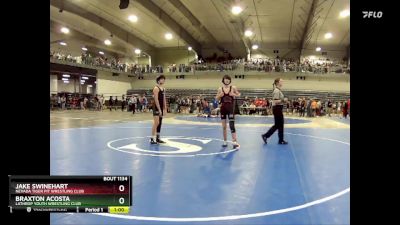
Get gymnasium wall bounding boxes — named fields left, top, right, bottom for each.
left=137, top=56, right=150, bottom=65
left=201, top=46, right=247, bottom=59
left=56, top=81, right=88, bottom=94
left=50, top=75, right=58, bottom=94
left=250, top=48, right=300, bottom=59
left=131, top=73, right=350, bottom=92
left=96, top=70, right=133, bottom=97
left=301, top=48, right=347, bottom=62
left=153, top=47, right=197, bottom=67
left=199, top=46, right=347, bottom=63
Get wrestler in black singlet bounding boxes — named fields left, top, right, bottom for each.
left=220, top=86, right=234, bottom=120
left=152, top=86, right=164, bottom=116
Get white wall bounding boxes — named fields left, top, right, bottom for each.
left=87, top=86, right=94, bottom=95
left=131, top=74, right=350, bottom=92
left=57, top=80, right=89, bottom=93
left=58, top=80, right=77, bottom=93
left=51, top=70, right=133, bottom=96
left=50, top=75, right=58, bottom=94
left=97, top=70, right=132, bottom=97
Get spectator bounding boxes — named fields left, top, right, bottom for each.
left=342, top=101, right=348, bottom=119
left=84, top=96, right=88, bottom=109
left=121, top=95, right=126, bottom=111
left=109, top=96, right=114, bottom=111
left=61, top=95, right=66, bottom=110
left=347, top=99, right=350, bottom=117
left=299, top=98, right=306, bottom=117
left=337, top=102, right=342, bottom=115
left=100, top=94, right=104, bottom=111
left=115, top=97, right=118, bottom=111
left=80, top=95, right=85, bottom=110
left=132, top=95, right=137, bottom=114
left=57, top=95, right=61, bottom=109
left=306, top=99, right=312, bottom=117
left=142, top=94, right=148, bottom=112
left=202, top=98, right=210, bottom=116
left=327, top=99, right=333, bottom=117
left=241, top=101, right=249, bottom=115
left=137, top=95, right=142, bottom=112
left=249, top=102, right=256, bottom=115
left=311, top=99, right=317, bottom=117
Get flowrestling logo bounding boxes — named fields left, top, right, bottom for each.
left=362, top=11, right=383, bottom=18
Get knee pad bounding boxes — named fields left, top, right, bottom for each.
left=229, top=119, right=236, bottom=133
left=157, top=117, right=163, bottom=132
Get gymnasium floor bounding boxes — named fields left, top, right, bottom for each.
left=50, top=111, right=350, bottom=225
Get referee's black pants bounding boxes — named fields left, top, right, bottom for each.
left=264, top=105, right=284, bottom=142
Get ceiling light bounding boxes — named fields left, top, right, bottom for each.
left=188, top=46, right=192, bottom=51
left=165, top=33, right=173, bottom=40
left=244, top=30, right=253, bottom=37
left=134, top=49, right=141, bottom=54
left=82, top=77, right=89, bottom=80
left=340, top=9, right=350, bottom=18
left=104, top=39, right=111, bottom=45
left=324, top=33, right=333, bottom=39
left=59, top=42, right=67, bottom=46
left=63, top=80, right=70, bottom=83
left=82, top=47, right=88, bottom=51
left=99, top=51, right=104, bottom=55
left=316, top=47, right=321, bottom=52
left=62, top=74, right=70, bottom=78
left=61, top=27, right=70, bottom=34
left=232, top=6, right=243, bottom=15
left=62, top=78, right=69, bottom=81
left=128, top=15, right=138, bottom=22
left=252, top=44, right=259, bottom=50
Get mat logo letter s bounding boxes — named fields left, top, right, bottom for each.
left=119, top=137, right=211, bottom=154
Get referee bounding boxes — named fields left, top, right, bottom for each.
left=261, top=78, right=288, bottom=145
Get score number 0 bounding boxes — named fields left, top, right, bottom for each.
left=119, top=185, right=125, bottom=204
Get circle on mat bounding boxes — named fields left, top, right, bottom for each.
left=174, top=115, right=311, bottom=124
left=100, top=133, right=349, bottom=221
left=107, top=136, right=239, bottom=157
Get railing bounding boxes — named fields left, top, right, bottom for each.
left=50, top=58, right=135, bottom=75
left=127, top=88, right=349, bottom=103
left=50, top=57, right=163, bottom=75
left=51, top=55, right=349, bottom=76
left=243, top=64, right=349, bottom=74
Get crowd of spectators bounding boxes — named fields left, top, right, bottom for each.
left=51, top=92, right=350, bottom=120
left=51, top=50, right=349, bottom=75
left=50, top=50, right=163, bottom=75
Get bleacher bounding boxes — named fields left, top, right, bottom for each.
left=127, top=88, right=349, bottom=102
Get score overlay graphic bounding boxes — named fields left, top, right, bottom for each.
left=8, top=175, right=132, bottom=213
